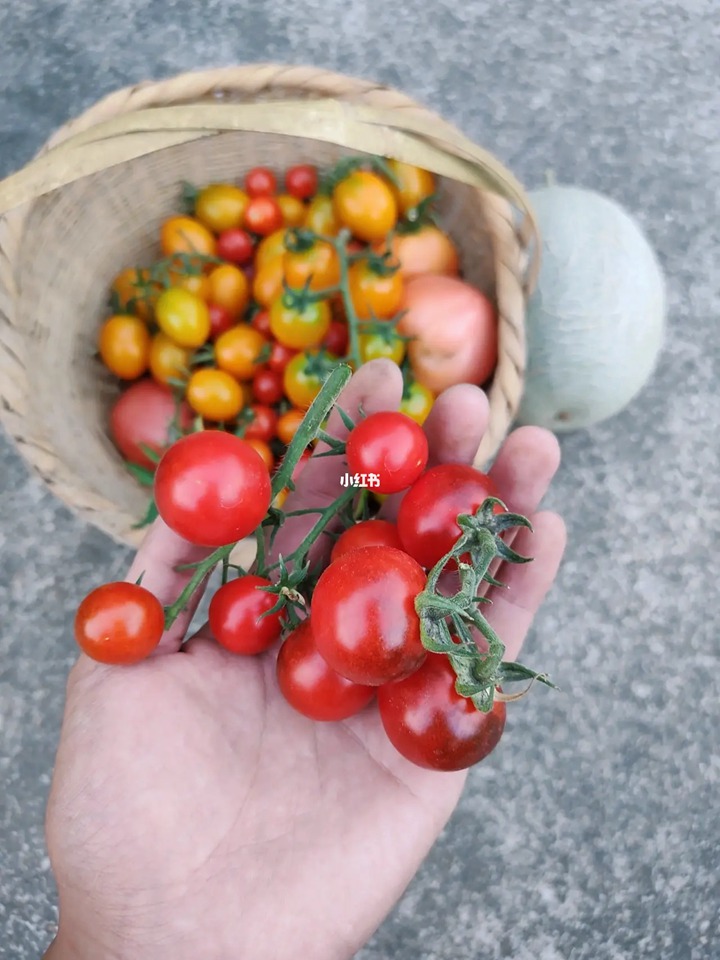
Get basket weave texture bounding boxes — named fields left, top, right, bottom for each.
left=0, top=64, right=538, bottom=548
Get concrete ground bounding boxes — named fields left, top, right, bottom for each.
left=0, top=1, right=718, bottom=958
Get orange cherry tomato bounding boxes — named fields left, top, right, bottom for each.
left=284, top=240, right=340, bottom=292
left=283, top=351, right=335, bottom=409
left=194, top=184, right=249, bottom=233
left=269, top=298, right=331, bottom=350
left=155, top=288, right=211, bottom=347
left=148, top=332, right=192, bottom=385
left=160, top=216, right=217, bottom=258
left=277, top=194, right=306, bottom=227
left=245, top=437, right=274, bottom=472
left=215, top=325, right=268, bottom=381
left=333, top=171, right=397, bottom=242
left=277, top=408, right=305, bottom=445
left=304, top=195, right=340, bottom=236
left=253, top=257, right=285, bottom=308
left=207, top=264, right=249, bottom=318
left=348, top=261, right=404, bottom=319
left=186, top=368, right=244, bottom=422
left=111, top=267, right=161, bottom=322
left=386, top=160, right=435, bottom=214
left=99, top=315, right=151, bottom=380
left=255, top=229, right=289, bottom=271
left=399, top=381, right=434, bottom=425
left=381, top=227, right=459, bottom=280
left=168, top=265, right=211, bottom=301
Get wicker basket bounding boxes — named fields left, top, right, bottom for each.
left=0, top=64, right=539, bottom=549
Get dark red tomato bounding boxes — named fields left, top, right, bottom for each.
left=284, top=164, right=318, bottom=200
left=74, top=581, right=164, bottom=665
left=245, top=167, right=277, bottom=197
left=331, top=519, right=403, bottom=562
left=346, top=411, right=428, bottom=495
left=268, top=341, right=297, bottom=373
left=243, top=404, right=278, bottom=442
left=216, top=227, right=254, bottom=265
left=397, top=464, right=501, bottom=569
left=208, top=303, right=235, bottom=340
left=251, top=309, right=272, bottom=337
left=322, top=320, right=349, bottom=357
left=244, top=196, right=284, bottom=236
left=311, top=545, right=426, bottom=686
left=252, top=367, right=284, bottom=405
left=277, top=619, right=374, bottom=721
left=208, top=575, right=282, bottom=654
left=154, top=431, right=271, bottom=546
left=110, top=379, right=192, bottom=469
left=378, top=653, right=506, bottom=771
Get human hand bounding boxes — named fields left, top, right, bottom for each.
left=44, top=360, right=565, bottom=960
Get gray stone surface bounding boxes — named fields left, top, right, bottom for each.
left=0, top=1, right=718, bottom=958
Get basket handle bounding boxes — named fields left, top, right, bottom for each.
left=0, top=99, right=540, bottom=288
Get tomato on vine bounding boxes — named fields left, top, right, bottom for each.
left=333, top=170, right=398, bottom=242
left=348, top=259, right=403, bottom=320
left=358, top=329, right=406, bottom=365
left=283, top=350, right=337, bottom=409
left=330, top=519, right=403, bottom=561
left=346, top=411, right=428, bottom=495
left=110, top=267, right=159, bottom=321
left=208, top=575, right=283, bottom=654
left=284, top=239, right=340, bottom=292
left=75, top=582, right=165, bottom=665
left=269, top=297, right=331, bottom=350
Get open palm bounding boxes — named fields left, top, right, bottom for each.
left=45, top=361, right=565, bottom=960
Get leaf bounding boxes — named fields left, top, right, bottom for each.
left=138, top=444, right=162, bottom=464
left=495, top=540, right=533, bottom=565
left=124, top=461, right=156, bottom=487
left=336, top=405, right=356, bottom=432
left=181, top=180, right=199, bottom=214
left=133, top=497, right=159, bottom=530
left=497, top=662, right=559, bottom=690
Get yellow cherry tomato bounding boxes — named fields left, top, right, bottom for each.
left=333, top=171, right=397, bottom=242
left=98, top=314, right=150, bottom=380
left=215, top=325, right=267, bottom=381
left=186, top=368, right=244, bottom=422
left=276, top=408, right=305, bottom=445
left=348, top=261, right=404, bottom=319
left=269, top=298, right=331, bottom=350
left=160, top=216, right=217, bottom=258
left=283, top=350, right=335, bottom=409
left=155, top=288, right=211, bottom=348
left=148, top=332, right=192, bottom=385
left=399, top=380, right=434, bottom=425
left=387, top=160, right=435, bottom=214
left=359, top=331, right=406, bottom=365
left=277, top=194, right=306, bottom=226
left=304, top=195, right=340, bottom=236
left=207, top=264, right=249, bottom=318
left=111, top=267, right=160, bottom=322
left=253, top=256, right=285, bottom=308
left=284, top=240, right=340, bottom=292
left=255, top=229, right=289, bottom=271
left=194, top=184, right=249, bottom=233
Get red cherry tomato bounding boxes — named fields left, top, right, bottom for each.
left=216, top=228, right=254, bottom=265
left=277, top=620, right=374, bottom=721
left=331, top=519, right=403, bottom=562
left=208, top=575, right=282, bottom=654
left=242, top=404, right=278, bottom=443
left=311, top=545, right=427, bottom=686
left=252, top=367, right=284, bottom=405
left=74, top=582, right=164, bottom=665
left=378, top=653, right=506, bottom=771
left=208, top=303, right=235, bottom=340
left=322, top=320, right=349, bottom=356
left=268, top=341, right=297, bottom=373
left=110, top=379, right=191, bottom=469
left=154, top=431, right=271, bottom=547
left=251, top=309, right=272, bottom=337
left=244, top=167, right=277, bottom=197
left=397, top=463, right=501, bottom=569
left=284, top=164, right=319, bottom=200
left=244, top=196, right=284, bottom=236
left=346, top=411, right=428, bottom=495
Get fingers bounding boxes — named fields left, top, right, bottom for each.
left=488, top=425, right=561, bottom=516
left=125, top=518, right=216, bottom=655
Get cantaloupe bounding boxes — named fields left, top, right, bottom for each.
left=517, top=186, right=666, bottom=432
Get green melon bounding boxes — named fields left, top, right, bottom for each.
left=517, top=186, right=666, bottom=432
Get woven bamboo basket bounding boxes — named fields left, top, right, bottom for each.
left=0, top=64, right=539, bottom=549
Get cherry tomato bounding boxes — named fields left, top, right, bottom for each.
left=399, top=381, right=434, bottom=426
left=269, top=298, right=331, bottom=350
left=378, top=653, right=506, bottom=771
left=253, top=256, right=285, bottom=308
left=155, top=288, right=211, bottom=348
left=311, top=546, right=426, bottom=685
left=109, top=379, right=191, bottom=468
left=386, top=160, right=435, bottom=215
left=331, top=519, right=403, bottom=562
left=186, top=368, right=244, bottom=422
left=215, top=325, right=267, bottom=381
left=252, top=367, right=284, bottom=405
left=160, top=216, right=217, bottom=258
left=333, top=170, right=397, bottom=242
left=111, top=267, right=159, bottom=321
left=195, top=184, right=249, bottom=233
left=322, top=320, right=348, bottom=356
left=241, top=404, right=278, bottom=443
left=348, top=261, right=403, bottom=319
left=244, top=196, right=283, bottom=236
left=216, top=227, right=254, bottom=264
left=304, top=195, right=339, bottom=236
left=207, top=263, right=249, bottom=318
left=245, top=438, right=274, bottom=472
left=384, top=227, right=459, bottom=280
left=277, top=194, right=306, bottom=226
left=251, top=309, right=272, bottom=337
left=285, top=164, right=318, bottom=200
left=283, top=350, right=335, bottom=409
left=74, top=582, right=164, bottom=665
left=255, top=229, right=289, bottom=271
left=154, top=431, right=271, bottom=546
left=346, top=411, right=428, bottom=495
left=99, top=314, right=150, bottom=380
left=277, top=620, right=374, bottom=721
left=397, top=463, right=501, bottom=569
left=284, top=240, right=340, bottom=292
left=209, top=575, right=281, bottom=654
left=359, top=331, right=405, bottom=365
left=268, top=341, right=297, bottom=374
left=168, top=267, right=210, bottom=301
left=208, top=303, right=235, bottom=340
left=148, top=332, right=191, bottom=385
left=276, top=408, right=305, bottom=445
left=244, top=167, right=277, bottom=197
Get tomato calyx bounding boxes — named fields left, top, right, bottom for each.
left=414, top=497, right=556, bottom=713
left=317, top=155, right=400, bottom=197
left=395, top=194, right=439, bottom=235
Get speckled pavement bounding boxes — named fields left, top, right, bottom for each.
left=0, top=2, right=718, bottom=958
